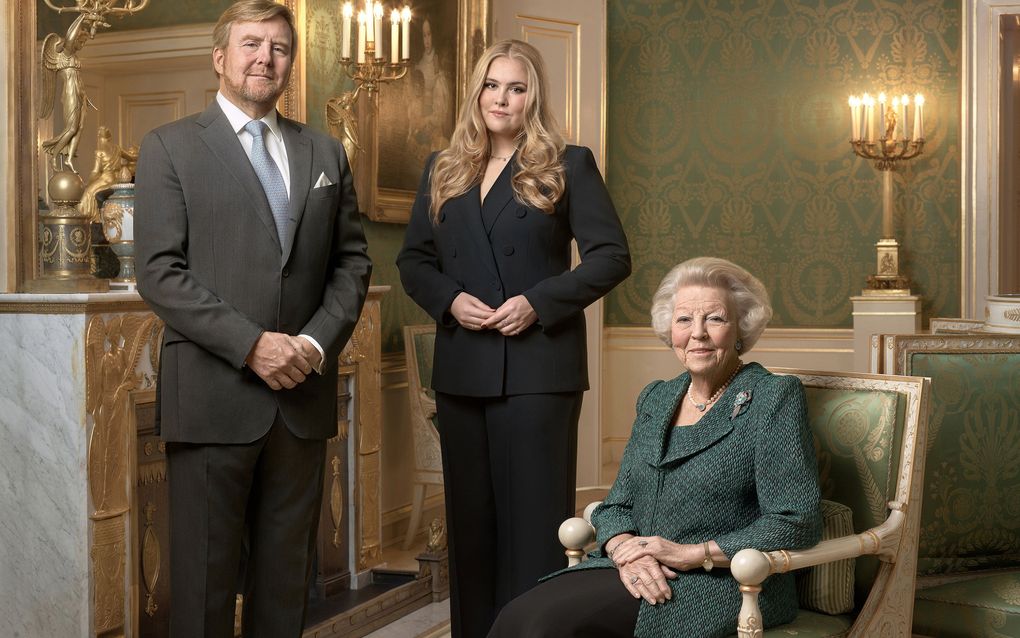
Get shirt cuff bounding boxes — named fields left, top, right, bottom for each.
left=298, top=334, right=326, bottom=374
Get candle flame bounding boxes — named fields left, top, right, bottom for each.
left=878, top=92, right=886, bottom=103
left=401, top=6, right=411, bottom=21
left=915, top=94, right=925, bottom=106
left=374, top=2, right=383, bottom=17
left=901, top=94, right=909, bottom=106
left=342, top=2, right=352, bottom=18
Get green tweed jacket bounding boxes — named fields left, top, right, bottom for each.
left=552, top=363, right=822, bottom=638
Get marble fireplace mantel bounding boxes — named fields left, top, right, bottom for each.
left=0, top=288, right=387, bottom=637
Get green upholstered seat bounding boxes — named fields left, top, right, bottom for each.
left=760, top=610, right=853, bottom=637
left=882, top=335, right=1020, bottom=638
left=913, top=573, right=1020, bottom=638
left=805, top=385, right=904, bottom=604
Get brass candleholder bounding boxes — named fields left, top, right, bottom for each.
left=848, top=93, right=926, bottom=296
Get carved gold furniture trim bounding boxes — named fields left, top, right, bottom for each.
left=730, top=369, right=930, bottom=638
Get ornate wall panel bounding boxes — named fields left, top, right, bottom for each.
left=603, top=0, right=962, bottom=328
left=119, top=92, right=186, bottom=149
left=518, top=18, right=580, bottom=143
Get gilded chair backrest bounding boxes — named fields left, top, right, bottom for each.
left=774, top=368, right=929, bottom=609
left=884, top=334, right=1020, bottom=577
left=403, top=325, right=440, bottom=472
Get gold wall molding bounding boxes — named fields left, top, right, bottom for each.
left=85, top=311, right=162, bottom=636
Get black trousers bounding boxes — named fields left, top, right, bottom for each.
left=488, top=568, right=640, bottom=638
left=436, top=391, right=584, bottom=638
left=167, top=414, right=326, bottom=638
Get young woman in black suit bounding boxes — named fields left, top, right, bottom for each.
left=397, top=39, right=631, bottom=638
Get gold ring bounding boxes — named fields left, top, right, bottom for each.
left=630, top=576, right=639, bottom=584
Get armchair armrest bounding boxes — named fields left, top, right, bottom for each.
left=730, top=501, right=905, bottom=636
left=559, top=501, right=601, bottom=567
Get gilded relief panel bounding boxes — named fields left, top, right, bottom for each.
left=604, top=0, right=961, bottom=327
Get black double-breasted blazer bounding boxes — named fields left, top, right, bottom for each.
left=397, top=145, right=630, bottom=397
left=135, top=101, right=372, bottom=444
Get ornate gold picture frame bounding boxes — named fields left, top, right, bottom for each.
left=357, top=0, right=489, bottom=223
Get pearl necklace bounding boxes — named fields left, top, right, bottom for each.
left=688, top=361, right=743, bottom=412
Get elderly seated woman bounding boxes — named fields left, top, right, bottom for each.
left=488, top=257, right=823, bottom=638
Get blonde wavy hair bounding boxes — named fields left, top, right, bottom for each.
left=428, top=39, right=565, bottom=222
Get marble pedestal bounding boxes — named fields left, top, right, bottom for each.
left=850, top=294, right=922, bottom=372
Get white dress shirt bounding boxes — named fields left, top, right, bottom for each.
left=217, top=92, right=325, bottom=373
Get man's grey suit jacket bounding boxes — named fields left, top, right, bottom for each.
left=135, top=100, right=372, bottom=444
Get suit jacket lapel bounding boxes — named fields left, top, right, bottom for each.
left=655, top=364, right=766, bottom=465
left=480, top=160, right=515, bottom=234
left=280, top=116, right=311, bottom=265
left=196, top=102, right=281, bottom=250
left=456, top=183, right=500, bottom=280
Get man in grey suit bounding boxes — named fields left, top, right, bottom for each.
left=134, top=2, right=371, bottom=636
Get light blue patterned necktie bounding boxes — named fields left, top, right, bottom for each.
left=244, top=119, right=290, bottom=247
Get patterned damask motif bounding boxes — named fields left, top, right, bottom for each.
left=911, top=353, right=1020, bottom=576
left=604, top=0, right=961, bottom=327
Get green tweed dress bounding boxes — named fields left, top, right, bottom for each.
left=548, top=363, right=822, bottom=638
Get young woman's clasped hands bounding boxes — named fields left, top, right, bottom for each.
left=606, top=534, right=730, bottom=605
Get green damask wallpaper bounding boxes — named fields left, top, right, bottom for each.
left=604, top=0, right=961, bottom=328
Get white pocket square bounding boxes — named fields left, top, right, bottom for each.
left=313, top=172, right=334, bottom=188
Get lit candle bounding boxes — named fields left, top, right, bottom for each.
left=341, top=2, right=353, bottom=60
left=390, top=9, right=400, bottom=63
left=357, top=10, right=366, bottom=63
left=848, top=96, right=859, bottom=141
left=863, top=93, right=874, bottom=142
left=374, top=3, right=384, bottom=59
left=913, top=94, right=925, bottom=140
left=401, top=6, right=411, bottom=60
left=364, top=0, right=373, bottom=44
left=878, top=92, right=886, bottom=139
left=900, top=94, right=909, bottom=140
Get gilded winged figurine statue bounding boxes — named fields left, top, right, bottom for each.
left=325, top=85, right=363, bottom=171
left=38, top=0, right=150, bottom=173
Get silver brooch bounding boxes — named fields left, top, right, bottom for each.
left=731, top=391, right=751, bottom=420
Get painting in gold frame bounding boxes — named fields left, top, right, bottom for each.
left=358, top=0, right=489, bottom=223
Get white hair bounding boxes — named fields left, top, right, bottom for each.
left=650, top=257, right=772, bottom=352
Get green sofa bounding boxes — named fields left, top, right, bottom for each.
left=884, top=333, right=1020, bottom=638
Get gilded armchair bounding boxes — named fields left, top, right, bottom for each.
left=402, top=324, right=442, bottom=550
left=883, top=333, right=1020, bottom=637
left=560, top=368, right=931, bottom=637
